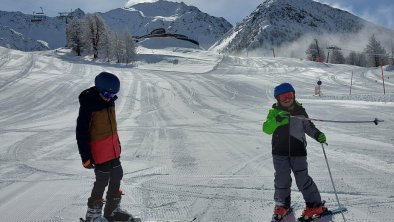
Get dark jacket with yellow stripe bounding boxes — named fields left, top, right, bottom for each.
left=76, top=87, right=121, bottom=164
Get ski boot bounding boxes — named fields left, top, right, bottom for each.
left=104, top=191, right=135, bottom=221
left=271, top=205, right=292, bottom=222
left=85, top=198, right=109, bottom=222
left=298, top=202, right=328, bottom=221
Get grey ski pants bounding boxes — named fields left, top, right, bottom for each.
left=273, top=155, right=321, bottom=207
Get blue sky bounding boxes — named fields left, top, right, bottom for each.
left=1, top=0, right=393, bottom=30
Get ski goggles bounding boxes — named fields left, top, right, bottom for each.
left=277, top=92, right=294, bottom=102
left=102, top=91, right=116, bottom=99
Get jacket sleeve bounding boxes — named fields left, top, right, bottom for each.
left=262, top=108, right=278, bottom=135
left=76, top=98, right=93, bottom=163
left=302, top=110, right=321, bottom=140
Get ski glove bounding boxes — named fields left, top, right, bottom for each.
left=276, top=110, right=290, bottom=122
left=317, top=132, right=326, bottom=144
left=263, top=109, right=289, bottom=135
left=82, top=159, right=95, bottom=169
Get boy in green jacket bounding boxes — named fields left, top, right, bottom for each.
left=263, top=83, right=327, bottom=221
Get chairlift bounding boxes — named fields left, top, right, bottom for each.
left=35, top=7, right=45, bottom=15
left=31, top=13, right=42, bottom=22
left=327, top=45, right=341, bottom=50
left=31, top=7, right=45, bottom=22
left=57, top=11, right=73, bottom=24
left=58, top=12, right=69, bottom=18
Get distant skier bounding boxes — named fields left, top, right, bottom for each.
left=315, top=80, right=322, bottom=97
left=76, top=72, right=134, bottom=222
left=262, top=83, right=327, bottom=221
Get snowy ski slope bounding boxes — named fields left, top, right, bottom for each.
left=0, top=45, right=393, bottom=222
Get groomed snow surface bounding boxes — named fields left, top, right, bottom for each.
left=0, top=44, right=393, bottom=222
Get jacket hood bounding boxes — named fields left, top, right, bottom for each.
left=79, top=87, right=117, bottom=106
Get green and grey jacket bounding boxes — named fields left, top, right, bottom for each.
left=263, top=102, right=321, bottom=156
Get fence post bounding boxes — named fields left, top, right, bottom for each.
left=350, top=71, right=353, bottom=95
left=381, top=59, right=386, bottom=95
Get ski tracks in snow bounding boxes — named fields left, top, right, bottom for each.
left=111, top=66, right=278, bottom=221
left=0, top=48, right=393, bottom=221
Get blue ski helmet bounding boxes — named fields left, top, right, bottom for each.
left=95, top=72, right=120, bottom=93
left=274, top=83, right=295, bottom=98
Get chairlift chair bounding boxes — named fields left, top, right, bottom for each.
left=31, top=7, right=45, bottom=22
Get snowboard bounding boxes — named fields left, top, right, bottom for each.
left=79, top=217, right=141, bottom=222
left=140, top=219, right=196, bottom=222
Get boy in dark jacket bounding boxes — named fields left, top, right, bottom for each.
left=262, top=83, right=327, bottom=221
left=76, top=72, right=134, bottom=222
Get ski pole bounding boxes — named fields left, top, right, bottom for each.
left=321, top=143, right=347, bottom=222
left=291, top=116, right=383, bottom=125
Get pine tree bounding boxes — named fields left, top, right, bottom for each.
left=364, top=35, right=388, bottom=67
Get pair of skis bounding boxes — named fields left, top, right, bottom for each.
left=272, top=207, right=347, bottom=222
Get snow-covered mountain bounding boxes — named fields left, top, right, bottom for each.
left=0, top=1, right=232, bottom=51
left=0, top=9, right=85, bottom=51
left=0, top=25, right=49, bottom=51
left=211, top=0, right=394, bottom=55
left=101, top=0, right=232, bottom=49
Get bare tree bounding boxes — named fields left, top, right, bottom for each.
left=66, top=18, right=85, bottom=56
left=364, top=34, right=388, bottom=67
left=345, top=51, right=367, bottom=67
left=112, top=32, right=125, bottom=63
left=110, top=31, right=124, bottom=63
left=66, top=14, right=137, bottom=63
left=124, top=32, right=137, bottom=64
left=346, top=51, right=358, bottom=66
left=357, top=53, right=367, bottom=67
left=102, top=30, right=116, bottom=62
left=85, top=13, right=108, bottom=59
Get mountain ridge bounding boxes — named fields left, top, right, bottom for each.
left=210, top=0, right=394, bottom=56
left=0, top=0, right=232, bottom=51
